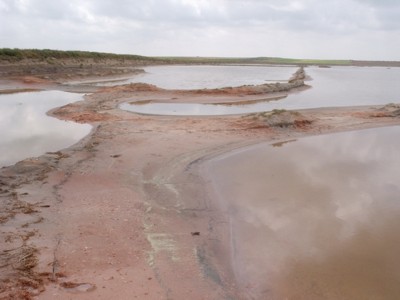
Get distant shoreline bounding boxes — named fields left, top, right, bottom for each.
left=2, top=48, right=400, bottom=69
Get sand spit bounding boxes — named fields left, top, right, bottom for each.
left=1, top=67, right=400, bottom=299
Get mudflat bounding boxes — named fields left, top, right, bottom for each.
left=1, top=63, right=400, bottom=299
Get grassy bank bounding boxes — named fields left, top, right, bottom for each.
left=1, top=48, right=399, bottom=67
left=155, top=56, right=352, bottom=66
left=0, top=48, right=151, bottom=62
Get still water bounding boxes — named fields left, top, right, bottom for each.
left=121, top=66, right=400, bottom=115
left=206, top=126, right=400, bottom=299
left=0, top=91, right=91, bottom=168
left=95, top=65, right=298, bottom=89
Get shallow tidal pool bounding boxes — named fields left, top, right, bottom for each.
left=93, top=65, right=298, bottom=89
left=206, top=126, right=400, bottom=299
left=0, top=91, right=91, bottom=168
left=121, top=66, right=400, bottom=116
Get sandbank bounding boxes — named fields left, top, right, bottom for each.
left=1, top=68, right=400, bottom=299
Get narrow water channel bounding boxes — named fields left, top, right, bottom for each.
left=205, top=126, right=400, bottom=299
left=0, top=91, right=91, bottom=168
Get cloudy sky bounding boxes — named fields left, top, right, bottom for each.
left=1, top=0, right=400, bottom=60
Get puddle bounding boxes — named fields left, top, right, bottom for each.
left=205, top=126, right=400, bottom=299
left=60, top=282, right=96, bottom=293
left=0, top=91, right=91, bottom=167
left=121, top=66, right=400, bottom=116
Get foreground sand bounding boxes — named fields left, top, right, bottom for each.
left=1, top=75, right=400, bottom=299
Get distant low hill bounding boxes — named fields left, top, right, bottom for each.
left=156, top=56, right=400, bottom=67
left=1, top=48, right=399, bottom=67
left=0, top=48, right=150, bottom=62
left=154, top=56, right=352, bottom=66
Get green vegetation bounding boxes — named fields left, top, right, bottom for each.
left=248, top=109, right=312, bottom=128
left=245, top=57, right=352, bottom=65
left=271, top=109, right=289, bottom=115
left=0, top=48, right=396, bottom=67
left=0, top=48, right=152, bottom=62
left=154, top=56, right=352, bottom=66
left=0, top=48, right=351, bottom=65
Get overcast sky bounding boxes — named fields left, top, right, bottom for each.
left=1, top=0, right=400, bottom=60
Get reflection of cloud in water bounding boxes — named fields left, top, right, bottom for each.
left=0, top=91, right=91, bottom=167
left=208, top=126, right=400, bottom=299
left=122, top=66, right=400, bottom=116
left=99, top=65, right=297, bottom=89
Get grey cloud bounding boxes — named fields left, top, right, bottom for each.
left=0, top=0, right=399, bottom=59
left=89, top=0, right=225, bottom=24
left=353, top=0, right=400, bottom=30
left=0, top=0, right=390, bottom=31
left=359, top=0, right=400, bottom=7
left=372, top=6, right=400, bottom=30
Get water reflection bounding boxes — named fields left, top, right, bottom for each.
left=121, top=66, right=400, bottom=115
left=207, top=126, right=400, bottom=299
left=95, top=65, right=298, bottom=89
left=0, top=91, right=91, bottom=167
left=284, top=66, right=400, bottom=108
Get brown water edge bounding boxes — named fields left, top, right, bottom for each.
left=204, top=126, right=400, bottom=300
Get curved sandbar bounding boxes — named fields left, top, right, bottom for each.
left=1, top=66, right=400, bottom=299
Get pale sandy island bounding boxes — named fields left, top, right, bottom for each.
left=1, top=69, right=400, bottom=299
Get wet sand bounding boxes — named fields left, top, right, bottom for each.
left=1, top=69, right=400, bottom=299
